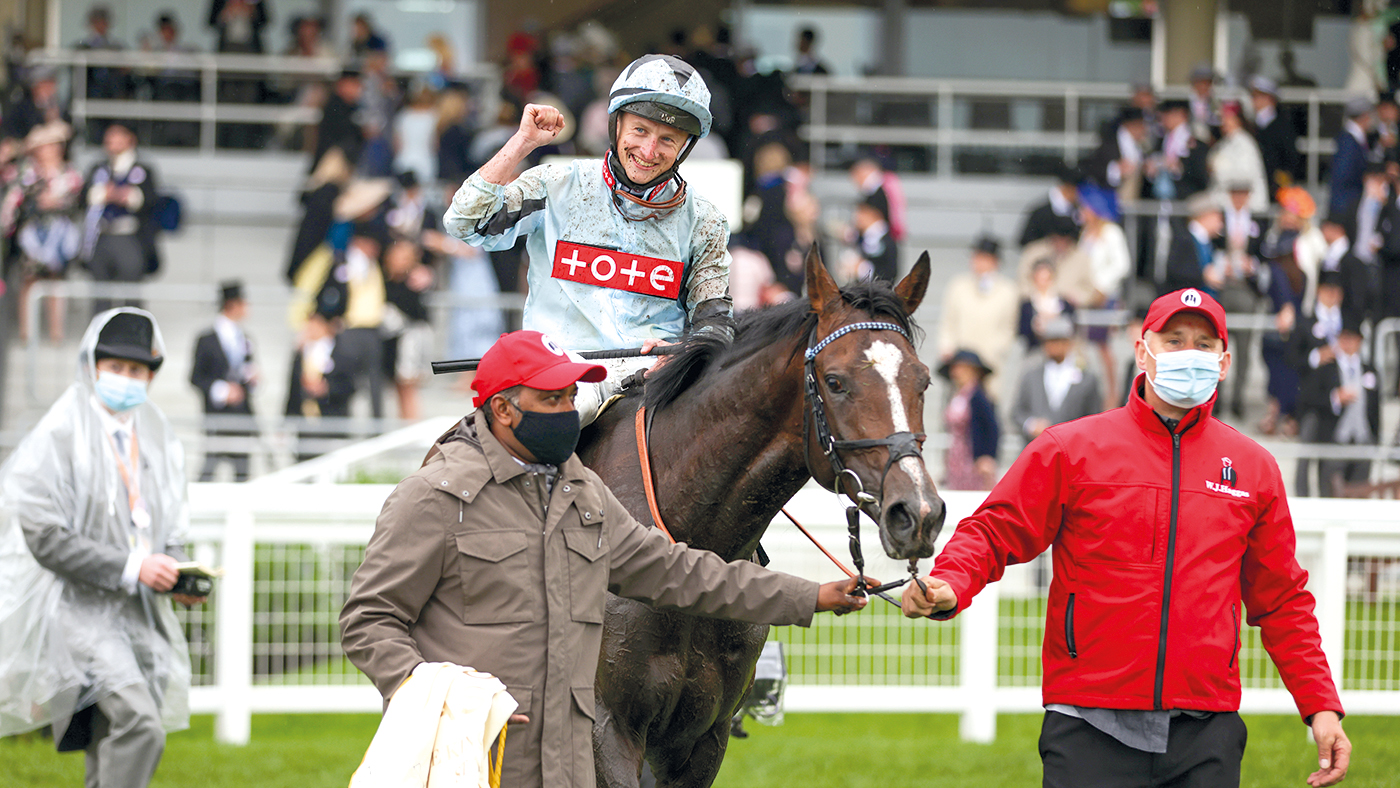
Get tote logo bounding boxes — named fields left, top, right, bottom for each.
left=1181, top=289, right=1203, bottom=307
left=552, top=241, right=682, bottom=299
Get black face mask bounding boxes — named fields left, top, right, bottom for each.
left=509, top=406, right=581, bottom=466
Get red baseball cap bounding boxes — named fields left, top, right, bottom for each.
left=471, top=331, right=607, bottom=408
left=1142, top=288, right=1229, bottom=350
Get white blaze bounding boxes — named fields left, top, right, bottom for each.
left=865, top=340, right=909, bottom=431
left=865, top=340, right=932, bottom=514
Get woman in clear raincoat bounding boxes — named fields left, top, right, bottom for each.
left=0, top=307, right=196, bottom=787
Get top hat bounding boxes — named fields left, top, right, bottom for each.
left=219, top=279, right=245, bottom=306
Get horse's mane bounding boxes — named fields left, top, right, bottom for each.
left=642, top=278, right=921, bottom=411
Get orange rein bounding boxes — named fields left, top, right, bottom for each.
left=634, top=406, right=856, bottom=580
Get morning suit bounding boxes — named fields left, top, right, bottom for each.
left=189, top=321, right=255, bottom=481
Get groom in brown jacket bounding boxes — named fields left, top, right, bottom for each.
left=340, top=330, right=866, bottom=788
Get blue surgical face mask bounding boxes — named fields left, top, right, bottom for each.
left=95, top=370, right=149, bottom=412
left=1145, top=348, right=1223, bottom=409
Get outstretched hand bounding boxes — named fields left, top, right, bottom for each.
left=516, top=104, right=565, bottom=149
left=901, top=575, right=957, bottom=618
left=816, top=577, right=870, bottom=616
left=1307, top=711, right=1351, bottom=786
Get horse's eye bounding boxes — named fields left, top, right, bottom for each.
left=824, top=374, right=845, bottom=394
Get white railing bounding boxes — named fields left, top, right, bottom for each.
left=182, top=484, right=1400, bottom=744
left=790, top=75, right=1352, bottom=190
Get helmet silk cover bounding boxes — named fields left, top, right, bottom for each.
left=606, top=55, right=713, bottom=204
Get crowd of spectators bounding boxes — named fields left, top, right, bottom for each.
left=2, top=7, right=891, bottom=465
left=8, top=9, right=1397, bottom=493
left=934, top=65, right=1400, bottom=493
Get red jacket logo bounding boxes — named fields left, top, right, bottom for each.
left=552, top=241, right=682, bottom=299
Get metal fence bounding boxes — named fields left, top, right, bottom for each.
left=23, top=49, right=500, bottom=155
left=180, top=484, right=1400, bottom=745
left=789, top=75, right=1353, bottom=190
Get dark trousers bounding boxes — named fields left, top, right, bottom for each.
left=338, top=326, right=384, bottom=420
left=1295, top=412, right=1324, bottom=497
left=199, top=451, right=250, bottom=482
left=1320, top=456, right=1372, bottom=496
left=87, top=234, right=146, bottom=315
left=1040, top=710, right=1246, bottom=788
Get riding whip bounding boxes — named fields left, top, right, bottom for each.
left=431, top=344, right=683, bottom=374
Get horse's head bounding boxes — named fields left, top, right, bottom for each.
left=803, top=249, right=944, bottom=561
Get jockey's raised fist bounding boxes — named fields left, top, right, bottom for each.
left=517, top=104, right=565, bottom=149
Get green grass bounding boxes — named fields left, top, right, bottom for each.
left=4, top=712, right=1398, bottom=787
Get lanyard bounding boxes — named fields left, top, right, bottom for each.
left=104, top=426, right=152, bottom=545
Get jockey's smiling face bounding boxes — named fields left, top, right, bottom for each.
left=617, top=111, right=688, bottom=185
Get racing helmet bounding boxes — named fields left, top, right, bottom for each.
left=607, top=54, right=713, bottom=142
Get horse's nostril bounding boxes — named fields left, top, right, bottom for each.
left=884, top=502, right=916, bottom=536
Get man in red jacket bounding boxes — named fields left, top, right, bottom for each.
left=904, top=288, right=1350, bottom=788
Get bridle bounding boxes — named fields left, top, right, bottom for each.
left=801, top=319, right=929, bottom=601
left=634, top=316, right=933, bottom=608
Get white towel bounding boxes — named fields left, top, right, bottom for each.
left=350, top=662, right=519, bottom=788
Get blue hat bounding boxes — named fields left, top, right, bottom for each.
left=1077, top=183, right=1121, bottom=223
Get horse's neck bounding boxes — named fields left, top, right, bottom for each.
left=650, top=340, right=810, bottom=561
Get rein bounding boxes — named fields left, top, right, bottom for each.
left=632, top=318, right=930, bottom=607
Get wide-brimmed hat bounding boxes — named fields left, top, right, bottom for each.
left=94, top=312, right=164, bottom=371
left=1248, top=75, right=1279, bottom=97
left=938, top=349, right=993, bottom=380
left=24, top=121, right=70, bottom=151
left=333, top=178, right=394, bottom=221
left=1078, top=183, right=1121, bottom=223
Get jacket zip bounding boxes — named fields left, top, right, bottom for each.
left=1065, top=593, right=1078, bottom=658
left=1230, top=602, right=1240, bottom=669
left=1154, top=429, right=1183, bottom=710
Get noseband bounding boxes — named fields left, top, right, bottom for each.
left=803, top=321, right=925, bottom=509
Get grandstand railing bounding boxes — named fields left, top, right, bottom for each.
left=23, top=49, right=500, bottom=154
left=789, top=75, right=1352, bottom=190
left=179, top=484, right=1400, bottom=744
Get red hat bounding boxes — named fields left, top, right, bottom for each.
left=471, top=331, right=607, bottom=408
left=1142, top=288, right=1229, bottom=350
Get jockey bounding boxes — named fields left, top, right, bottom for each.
left=443, top=54, right=732, bottom=424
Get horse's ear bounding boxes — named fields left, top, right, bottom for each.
left=894, top=251, right=931, bottom=313
left=805, top=244, right=841, bottom=312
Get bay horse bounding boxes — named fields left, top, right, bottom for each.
left=577, top=250, right=945, bottom=788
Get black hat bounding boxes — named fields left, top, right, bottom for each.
left=971, top=235, right=1001, bottom=258
left=858, top=195, right=888, bottom=221
left=1316, top=269, right=1345, bottom=289
left=1046, top=214, right=1081, bottom=239
left=1053, top=161, right=1082, bottom=184
left=1159, top=99, right=1189, bottom=114
left=219, top=279, right=244, bottom=306
left=313, top=283, right=346, bottom=321
left=938, top=349, right=993, bottom=380
left=1117, top=106, right=1145, bottom=124
left=1340, top=311, right=1365, bottom=336
left=94, top=312, right=164, bottom=371
left=1364, top=161, right=1389, bottom=178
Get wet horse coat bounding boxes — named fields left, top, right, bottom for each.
left=578, top=253, right=945, bottom=788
